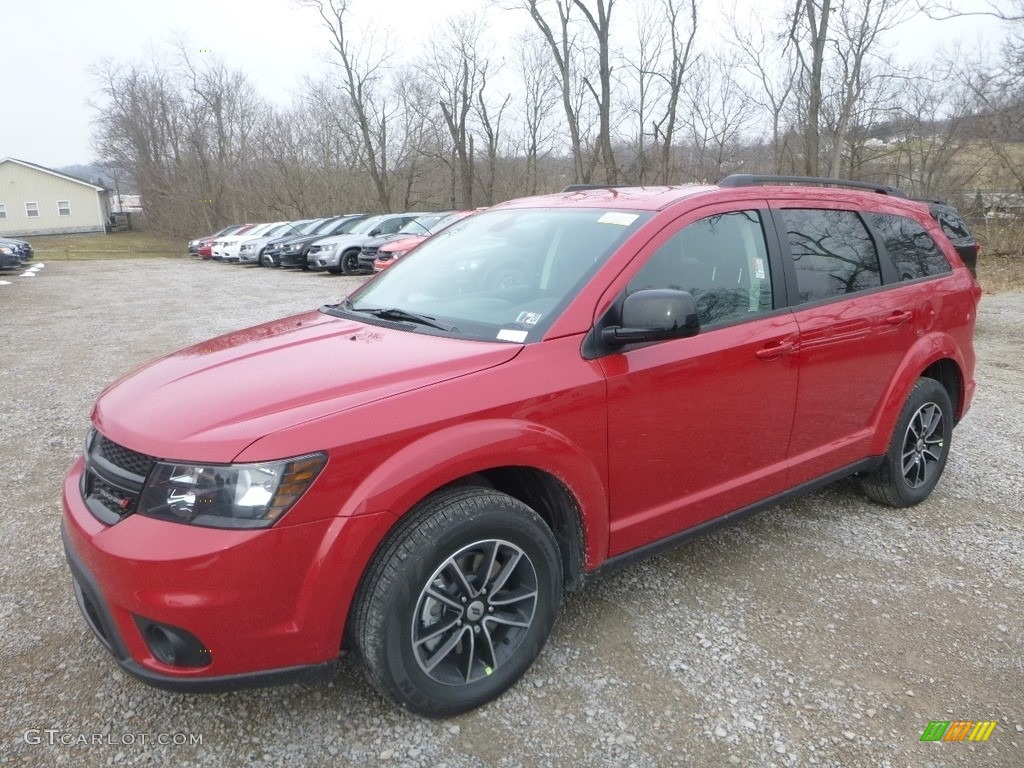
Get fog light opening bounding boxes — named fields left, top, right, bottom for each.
left=137, top=618, right=212, bottom=668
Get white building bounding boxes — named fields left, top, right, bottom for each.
left=0, top=157, right=111, bottom=236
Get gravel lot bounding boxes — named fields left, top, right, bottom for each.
left=1, top=258, right=1021, bottom=767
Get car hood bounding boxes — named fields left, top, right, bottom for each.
left=381, top=235, right=427, bottom=253
left=364, top=233, right=406, bottom=249
left=275, top=233, right=327, bottom=249
left=92, top=310, right=521, bottom=463
left=311, top=233, right=371, bottom=248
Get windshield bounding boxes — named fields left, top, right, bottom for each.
left=291, top=219, right=319, bottom=234
left=398, top=213, right=450, bottom=236
left=265, top=223, right=293, bottom=237
left=350, top=215, right=386, bottom=235
left=339, top=208, right=650, bottom=343
left=248, top=223, right=277, bottom=236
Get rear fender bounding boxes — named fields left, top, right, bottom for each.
left=868, top=331, right=967, bottom=455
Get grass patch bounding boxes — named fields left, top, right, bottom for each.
left=21, top=230, right=184, bottom=259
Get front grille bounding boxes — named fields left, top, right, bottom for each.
left=361, top=246, right=379, bottom=257
left=97, top=435, right=157, bottom=477
left=84, top=432, right=158, bottom=525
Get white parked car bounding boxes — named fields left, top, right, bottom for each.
left=212, top=222, right=287, bottom=262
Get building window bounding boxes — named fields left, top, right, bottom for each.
left=0, top=203, right=6, bottom=219
left=58, top=200, right=72, bottom=216
left=26, top=202, right=39, bottom=218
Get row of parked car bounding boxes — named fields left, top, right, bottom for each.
left=0, top=236, right=34, bottom=270
left=187, top=211, right=474, bottom=275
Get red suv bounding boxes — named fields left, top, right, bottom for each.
left=62, top=176, right=979, bottom=717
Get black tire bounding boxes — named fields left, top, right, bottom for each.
left=341, top=249, right=363, bottom=276
left=259, top=251, right=277, bottom=268
left=351, top=487, right=562, bottom=718
left=861, top=377, right=953, bottom=507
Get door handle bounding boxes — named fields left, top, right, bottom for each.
left=755, top=341, right=796, bottom=360
left=885, top=310, right=913, bottom=326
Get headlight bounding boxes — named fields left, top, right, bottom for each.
left=240, top=244, right=254, bottom=251
left=390, top=250, right=408, bottom=259
left=0, top=246, right=11, bottom=254
left=137, top=453, right=326, bottom=529
left=318, top=244, right=337, bottom=254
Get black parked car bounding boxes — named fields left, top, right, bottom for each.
left=0, top=243, right=22, bottom=269
left=255, top=218, right=327, bottom=267
left=0, top=237, right=32, bottom=266
left=273, top=214, right=370, bottom=268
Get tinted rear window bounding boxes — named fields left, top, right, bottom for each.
left=868, top=213, right=951, bottom=281
left=781, top=209, right=882, bottom=304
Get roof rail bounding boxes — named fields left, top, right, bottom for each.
left=718, top=174, right=907, bottom=198
left=561, top=184, right=632, bottom=193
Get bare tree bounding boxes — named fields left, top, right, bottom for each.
left=513, top=34, right=560, bottom=194
left=678, top=54, right=757, bottom=181
left=571, top=0, right=619, bottom=182
left=423, top=15, right=490, bottom=208
left=730, top=12, right=797, bottom=174
left=301, top=0, right=396, bottom=211
left=497, top=0, right=593, bottom=182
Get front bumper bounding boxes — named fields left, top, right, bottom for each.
left=60, top=455, right=393, bottom=690
left=278, top=249, right=306, bottom=267
left=308, top=249, right=340, bottom=270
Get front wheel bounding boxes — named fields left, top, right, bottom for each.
left=341, top=250, right=363, bottom=275
left=259, top=251, right=277, bottom=268
left=351, top=488, right=562, bottom=717
left=861, top=377, right=953, bottom=507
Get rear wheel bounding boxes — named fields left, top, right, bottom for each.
left=861, top=377, right=953, bottom=507
left=352, top=487, right=562, bottom=717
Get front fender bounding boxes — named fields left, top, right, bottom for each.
left=351, top=418, right=609, bottom=569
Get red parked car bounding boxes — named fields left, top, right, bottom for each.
left=372, top=210, right=476, bottom=272
left=62, top=176, right=979, bottom=717
left=195, top=224, right=254, bottom=259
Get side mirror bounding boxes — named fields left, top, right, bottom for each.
left=602, top=289, right=700, bottom=347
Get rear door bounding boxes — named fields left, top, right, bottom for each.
left=770, top=204, right=922, bottom=484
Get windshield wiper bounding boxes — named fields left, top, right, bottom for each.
left=350, top=305, right=456, bottom=332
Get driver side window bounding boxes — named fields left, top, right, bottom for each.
left=627, top=210, right=774, bottom=328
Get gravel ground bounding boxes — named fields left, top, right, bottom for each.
left=1, top=258, right=1021, bottom=768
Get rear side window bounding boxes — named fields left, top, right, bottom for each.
left=868, top=213, right=951, bottom=281
left=781, top=209, right=881, bottom=304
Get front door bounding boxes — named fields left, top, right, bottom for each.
left=600, top=206, right=799, bottom=557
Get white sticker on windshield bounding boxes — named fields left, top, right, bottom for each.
left=753, top=257, right=766, bottom=280
left=516, top=311, right=543, bottom=325
left=497, top=329, right=529, bottom=343
left=598, top=212, right=639, bottom=226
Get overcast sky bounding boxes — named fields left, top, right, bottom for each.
left=1, top=0, right=1007, bottom=170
